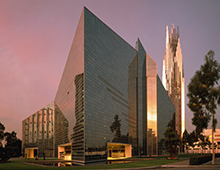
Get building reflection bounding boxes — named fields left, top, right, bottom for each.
left=71, top=73, right=85, bottom=161
left=146, top=54, right=157, bottom=155
left=54, top=104, right=69, bottom=158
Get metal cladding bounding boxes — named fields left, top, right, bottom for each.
left=162, top=24, right=185, bottom=137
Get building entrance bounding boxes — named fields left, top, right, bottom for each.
left=107, top=143, right=131, bottom=159
left=58, top=143, right=72, bottom=160
left=25, top=147, right=38, bottom=158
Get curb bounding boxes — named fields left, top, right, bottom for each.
left=161, top=165, right=199, bottom=168
left=161, top=164, right=220, bottom=168
left=96, top=166, right=161, bottom=170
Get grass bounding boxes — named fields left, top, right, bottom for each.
left=142, top=153, right=205, bottom=159
left=0, top=158, right=182, bottom=170
left=177, top=153, right=204, bottom=158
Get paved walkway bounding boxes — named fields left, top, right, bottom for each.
left=204, top=157, right=220, bottom=165
left=162, top=157, right=220, bottom=168
left=165, top=159, right=189, bottom=165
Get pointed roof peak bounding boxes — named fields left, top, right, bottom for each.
left=83, top=6, right=90, bottom=12
left=135, top=38, right=146, bottom=53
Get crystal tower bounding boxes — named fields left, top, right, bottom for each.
left=162, top=24, right=185, bottom=136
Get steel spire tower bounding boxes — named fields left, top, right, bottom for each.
left=162, top=24, right=185, bottom=137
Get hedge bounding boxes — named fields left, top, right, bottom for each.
left=190, top=153, right=220, bottom=165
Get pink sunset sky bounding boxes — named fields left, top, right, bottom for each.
left=1, top=0, right=220, bottom=139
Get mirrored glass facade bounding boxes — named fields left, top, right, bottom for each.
left=162, top=24, right=185, bottom=136
left=22, top=7, right=175, bottom=163
left=146, top=54, right=157, bottom=155
left=157, top=75, right=176, bottom=155
left=22, top=102, right=55, bottom=157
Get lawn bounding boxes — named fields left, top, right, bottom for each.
left=142, top=153, right=204, bottom=159
left=0, top=158, right=182, bottom=170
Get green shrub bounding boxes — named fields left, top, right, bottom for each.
left=215, top=153, right=220, bottom=157
left=190, top=154, right=212, bottom=165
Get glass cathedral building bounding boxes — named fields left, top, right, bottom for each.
left=162, top=24, right=185, bottom=137
left=22, top=7, right=175, bottom=163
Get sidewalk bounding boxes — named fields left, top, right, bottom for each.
left=204, top=157, right=220, bottom=165
left=161, top=157, right=220, bottom=168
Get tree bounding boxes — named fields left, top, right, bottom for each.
left=167, top=112, right=175, bottom=131
left=188, top=131, right=198, bottom=151
left=4, top=131, right=21, bottom=157
left=0, top=123, right=21, bottom=162
left=110, top=114, right=121, bottom=142
left=173, top=134, right=181, bottom=157
left=187, top=50, right=220, bottom=164
left=13, top=139, right=22, bottom=157
left=5, top=131, right=17, bottom=146
left=165, top=113, right=181, bottom=157
left=110, top=115, right=128, bottom=143
left=164, top=127, right=180, bottom=158
left=0, top=122, right=5, bottom=146
left=198, top=135, right=209, bottom=153
left=164, top=127, right=175, bottom=157
left=182, top=130, right=189, bottom=153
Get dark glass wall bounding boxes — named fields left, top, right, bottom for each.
left=54, top=103, right=69, bottom=158
left=84, top=8, right=138, bottom=161
left=71, top=73, right=85, bottom=160
left=135, top=39, right=147, bottom=155
left=157, top=75, right=175, bottom=155
left=128, top=55, right=138, bottom=156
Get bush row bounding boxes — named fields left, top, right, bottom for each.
left=190, top=153, right=220, bottom=165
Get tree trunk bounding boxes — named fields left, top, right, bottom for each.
left=212, top=112, right=215, bottom=164
left=170, top=142, right=173, bottom=157
left=173, top=144, right=177, bottom=157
